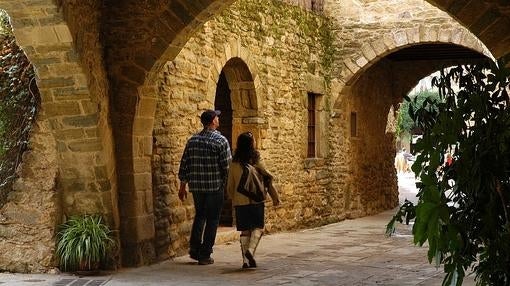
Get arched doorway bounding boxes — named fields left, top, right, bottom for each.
left=215, top=71, right=234, bottom=226
left=215, top=57, right=259, bottom=227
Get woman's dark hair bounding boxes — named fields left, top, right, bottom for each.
left=233, top=132, right=260, bottom=164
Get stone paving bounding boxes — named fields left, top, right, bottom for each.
left=0, top=173, right=477, bottom=285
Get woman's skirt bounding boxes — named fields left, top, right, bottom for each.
left=235, top=203, right=265, bottom=231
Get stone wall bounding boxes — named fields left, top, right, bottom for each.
left=0, top=0, right=118, bottom=272
left=152, top=0, right=334, bottom=258
left=54, top=0, right=118, bottom=225
left=0, top=119, right=58, bottom=273
left=347, top=59, right=399, bottom=217
left=150, top=0, right=489, bottom=260
left=0, top=0, right=495, bottom=272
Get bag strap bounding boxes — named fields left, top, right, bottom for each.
left=236, top=163, right=264, bottom=202
left=236, top=163, right=249, bottom=195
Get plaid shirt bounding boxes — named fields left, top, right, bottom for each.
left=179, top=128, right=232, bottom=193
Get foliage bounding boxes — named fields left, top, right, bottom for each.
left=56, top=215, right=116, bottom=272
left=396, top=90, right=440, bottom=138
left=0, top=10, right=39, bottom=205
left=387, top=58, right=510, bottom=286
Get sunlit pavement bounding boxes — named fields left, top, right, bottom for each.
left=398, top=171, right=419, bottom=205
left=0, top=174, right=476, bottom=286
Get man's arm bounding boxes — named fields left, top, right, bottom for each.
left=178, top=181, right=187, bottom=202
left=178, top=142, right=190, bottom=202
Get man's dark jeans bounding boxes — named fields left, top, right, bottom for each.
left=190, top=191, right=224, bottom=259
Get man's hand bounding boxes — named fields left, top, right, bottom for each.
left=179, top=183, right=187, bottom=202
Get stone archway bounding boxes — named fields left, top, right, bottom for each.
left=215, top=57, right=259, bottom=227
left=330, top=26, right=490, bottom=217
left=425, top=0, right=510, bottom=59
left=336, top=26, right=491, bottom=88
left=151, top=34, right=264, bottom=261
left=0, top=2, right=117, bottom=272
left=104, top=0, right=509, bottom=267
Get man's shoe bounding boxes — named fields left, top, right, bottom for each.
left=198, top=257, right=214, bottom=265
left=189, top=251, right=199, bottom=261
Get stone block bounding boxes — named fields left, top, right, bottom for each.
left=118, top=191, right=146, bottom=217
left=62, top=113, right=99, bottom=128
left=48, top=62, right=84, bottom=76
left=59, top=178, right=85, bottom=192
left=136, top=135, right=153, bottom=157
left=343, top=58, right=360, bottom=74
left=133, top=157, right=152, bottom=173
left=53, top=25, right=73, bottom=43
left=133, top=118, right=155, bottom=136
left=120, top=215, right=155, bottom=243
left=354, top=56, right=368, bottom=68
left=360, top=43, right=377, bottom=61
left=85, top=127, right=99, bottom=138
left=405, top=27, right=420, bottom=43
left=393, top=30, right=408, bottom=46
left=38, top=76, right=76, bottom=89
left=42, top=101, right=81, bottom=117
left=136, top=97, right=157, bottom=117
left=133, top=173, right=152, bottom=191
left=15, top=26, right=58, bottom=45
left=53, top=87, right=90, bottom=100
left=68, top=138, right=103, bottom=152
left=370, top=38, right=387, bottom=56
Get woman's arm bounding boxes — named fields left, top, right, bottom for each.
left=254, top=160, right=280, bottom=206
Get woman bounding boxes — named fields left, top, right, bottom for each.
left=226, top=132, right=280, bottom=269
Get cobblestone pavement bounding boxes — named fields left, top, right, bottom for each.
left=0, top=174, right=476, bottom=286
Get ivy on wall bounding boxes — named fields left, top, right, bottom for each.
left=0, top=10, right=39, bottom=205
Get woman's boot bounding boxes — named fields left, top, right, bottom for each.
left=245, top=228, right=263, bottom=268
left=240, top=235, right=250, bottom=268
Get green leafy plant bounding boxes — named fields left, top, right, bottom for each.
left=396, top=90, right=440, bottom=138
left=387, top=58, right=510, bottom=286
left=56, top=215, right=115, bottom=272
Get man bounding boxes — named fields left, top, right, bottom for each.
left=178, top=109, right=232, bottom=265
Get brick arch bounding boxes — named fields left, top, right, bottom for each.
left=0, top=2, right=112, bottom=272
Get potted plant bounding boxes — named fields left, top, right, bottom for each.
left=56, top=214, right=115, bottom=273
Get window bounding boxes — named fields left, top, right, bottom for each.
left=307, top=93, right=318, bottom=158
left=350, top=112, right=357, bottom=137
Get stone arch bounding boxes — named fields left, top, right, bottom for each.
left=425, top=0, right=510, bottom=59
left=150, top=39, right=262, bottom=260
left=105, top=0, right=508, bottom=267
left=107, top=1, right=237, bottom=266
left=336, top=25, right=492, bottom=91
left=213, top=54, right=261, bottom=228
left=207, top=38, right=264, bottom=140
left=0, top=2, right=116, bottom=272
left=329, top=26, right=490, bottom=218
